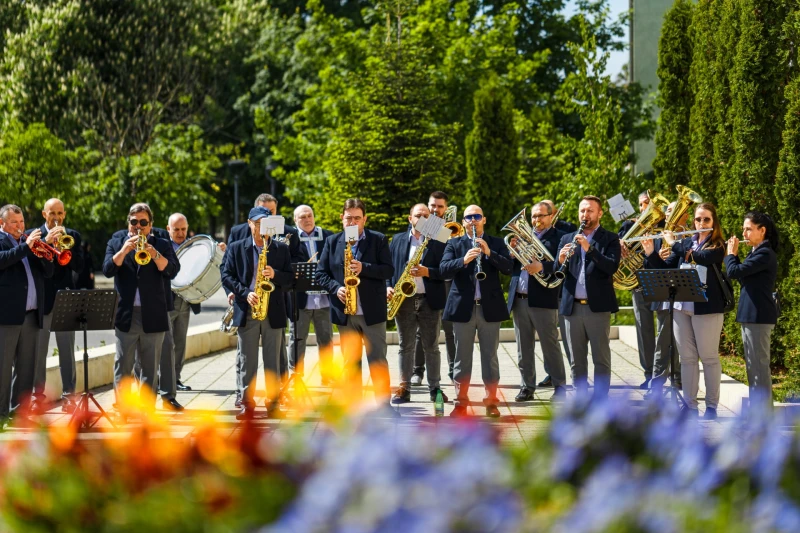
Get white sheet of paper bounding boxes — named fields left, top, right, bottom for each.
left=608, top=193, right=636, bottom=223
left=260, top=216, right=284, bottom=236
left=436, top=227, right=452, bottom=244
left=344, top=225, right=359, bottom=242
left=417, top=215, right=448, bottom=243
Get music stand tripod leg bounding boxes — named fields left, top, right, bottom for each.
left=668, top=286, right=687, bottom=409
left=69, top=319, right=117, bottom=429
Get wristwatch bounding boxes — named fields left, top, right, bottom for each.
left=155, top=251, right=162, bottom=260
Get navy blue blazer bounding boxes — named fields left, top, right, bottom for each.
left=0, top=232, right=54, bottom=327
left=507, top=226, right=563, bottom=313
left=557, top=226, right=621, bottom=315
left=113, top=227, right=176, bottom=312
left=315, top=229, right=394, bottom=327
left=221, top=238, right=293, bottom=330
left=645, top=237, right=725, bottom=315
left=40, top=225, right=85, bottom=315
left=228, top=221, right=306, bottom=263
left=102, top=232, right=180, bottom=333
left=296, top=226, right=334, bottom=310
left=724, top=243, right=778, bottom=324
left=555, top=219, right=578, bottom=234
left=388, top=232, right=448, bottom=311
left=440, top=234, right=513, bottom=323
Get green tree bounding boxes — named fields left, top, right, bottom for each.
left=653, top=0, right=694, bottom=193
left=465, top=77, right=520, bottom=233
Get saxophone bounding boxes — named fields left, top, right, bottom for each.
left=251, top=235, right=275, bottom=321
left=387, top=237, right=429, bottom=320
left=344, top=238, right=360, bottom=315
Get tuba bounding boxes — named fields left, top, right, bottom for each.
left=251, top=234, right=275, bottom=321
left=613, top=190, right=670, bottom=290
left=387, top=236, right=429, bottom=320
left=135, top=229, right=151, bottom=266
left=502, top=208, right=565, bottom=289
left=443, top=205, right=465, bottom=238
left=344, top=237, right=360, bottom=315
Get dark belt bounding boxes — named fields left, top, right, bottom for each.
left=576, top=299, right=589, bottom=305
left=475, top=299, right=481, bottom=306
left=25, top=309, right=37, bottom=314
left=515, top=293, right=528, bottom=299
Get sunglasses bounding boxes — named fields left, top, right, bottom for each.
left=129, top=219, right=150, bottom=227
left=464, top=214, right=483, bottom=222
left=694, top=217, right=712, bottom=223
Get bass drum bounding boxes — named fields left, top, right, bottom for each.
left=171, top=235, right=224, bottom=304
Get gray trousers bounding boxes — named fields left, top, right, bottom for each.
left=557, top=304, right=572, bottom=379
left=1, top=312, right=41, bottom=418
left=157, top=316, right=179, bottom=400
left=339, top=315, right=390, bottom=402
left=632, top=289, right=655, bottom=379
left=238, top=318, right=283, bottom=408
left=288, top=307, right=333, bottom=377
left=512, top=298, right=566, bottom=389
left=741, top=323, right=774, bottom=408
left=564, top=304, right=612, bottom=398
left=452, top=303, right=501, bottom=407
left=651, top=309, right=681, bottom=390
left=672, top=311, right=723, bottom=410
left=396, top=295, right=441, bottom=391
left=414, top=280, right=455, bottom=378
left=36, top=312, right=77, bottom=399
left=170, top=296, right=192, bottom=381
left=114, top=308, right=164, bottom=406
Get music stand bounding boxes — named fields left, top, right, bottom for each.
left=50, top=289, right=119, bottom=430
left=279, top=262, right=324, bottom=408
left=635, top=269, right=707, bottom=409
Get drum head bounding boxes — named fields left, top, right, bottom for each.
left=173, top=236, right=215, bottom=288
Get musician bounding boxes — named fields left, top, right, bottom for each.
left=288, top=205, right=334, bottom=384
left=315, top=198, right=395, bottom=414
left=507, top=202, right=566, bottom=401
left=725, top=212, right=779, bottom=409
left=541, top=199, right=574, bottom=386
left=556, top=196, right=621, bottom=400
left=411, top=190, right=456, bottom=384
left=389, top=204, right=448, bottom=405
left=0, top=205, right=53, bottom=428
left=647, top=201, right=684, bottom=396
left=619, top=191, right=660, bottom=389
left=440, top=205, right=513, bottom=418
left=103, top=203, right=180, bottom=412
left=642, top=202, right=725, bottom=420
left=221, top=206, right=293, bottom=419
left=226, top=194, right=305, bottom=407
left=33, top=198, right=84, bottom=414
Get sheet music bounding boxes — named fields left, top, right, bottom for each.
left=417, top=215, right=448, bottom=243
left=607, top=194, right=636, bottom=223
left=344, top=225, right=359, bottom=241
left=260, top=216, right=285, bottom=236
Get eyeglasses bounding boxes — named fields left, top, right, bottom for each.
left=531, top=214, right=551, bottom=219
left=129, top=219, right=150, bottom=227
left=694, top=217, right=712, bottom=223
left=463, top=214, right=483, bottom=222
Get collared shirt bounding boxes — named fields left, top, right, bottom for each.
left=299, top=227, right=329, bottom=310
left=348, top=230, right=367, bottom=315
left=1, top=230, right=37, bottom=311
left=574, top=227, right=599, bottom=300
left=172, top=240, right=181, bottom=253
left=517, top=227, right=549, bottom=295
left=408, top=231, right=426, bottom=295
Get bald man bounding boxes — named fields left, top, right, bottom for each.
left=35, top=198, right=84, bottom=413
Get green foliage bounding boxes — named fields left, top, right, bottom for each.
left=0, top=120, right=74, bottom=223
left=516, top=107, right=570, bottom=207
left=653, top=0, right=694, bottom=193
left=465, top=77, right=520, bottom=233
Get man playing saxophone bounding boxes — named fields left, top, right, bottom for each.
left=315, top=198, right=395, bottom=415
left=387, top=204, right=448, bottom=407
left=221, top=207, right=292, bottom=420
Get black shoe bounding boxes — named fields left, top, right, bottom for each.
left=266, top=402, right=284, bottom=419
left=176, top=380, right=192, bottom=392
left=162, top=397, right=184, bottom=411
left=61, top=397, right=77, bottom=413
left=391, top=386, right=411, bottom=404
left=485, top=405, right=501, bottom=418
left=550, top=386, right=567, bottom=402
left=515, top=388, right=534, bottom=402
left=537, top=375, right=553, bottom=388
left=639, top=378, right=652, bottom=390
left=236, top=406, right=254, bottom=420
left=703, top=407, right=718, bottom=420
left=680, top=406, right=699, bottom=420
left=429, top=388, right=449, bottom=403
left=234, top=391, right=242, bottom=408
left=450, top=405, right=469, bottom=418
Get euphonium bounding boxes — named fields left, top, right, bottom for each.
left=251, top=234, right=275, bottom=321
left=443, top=205, right=465, bottom=238
left=344, top=237, right=360, bottom=315
left=135, top=229, right=151, bottom=266
left=470, top=224, right=486, bottom=281
left=661, top=185, right=703, bottom=252
left=502, top=208, right=565, bottom=289
left=387, top=236, right=429, bottom=320
left=612, top=190, right=670, bottom=290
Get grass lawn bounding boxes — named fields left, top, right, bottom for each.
left=720, top=353, right=800, bottom=403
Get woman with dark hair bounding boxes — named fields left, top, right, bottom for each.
left=724, top=212, right=779, bottom=409
left=642, top=202, right=726, bottom=419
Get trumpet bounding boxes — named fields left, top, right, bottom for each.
left=135, top=229, right=151, bottom=265
left=443, top=205, right=465, bottom=238
left=53, top=220, right=74, bottom=250
left=470, top=223, right=486, bottom=281
left=23, top=234, right=72, bottom=266
left=622, top=228, right=712, bottom=244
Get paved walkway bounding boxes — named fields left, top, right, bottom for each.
left=11, top=337, right=736, bottom=446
